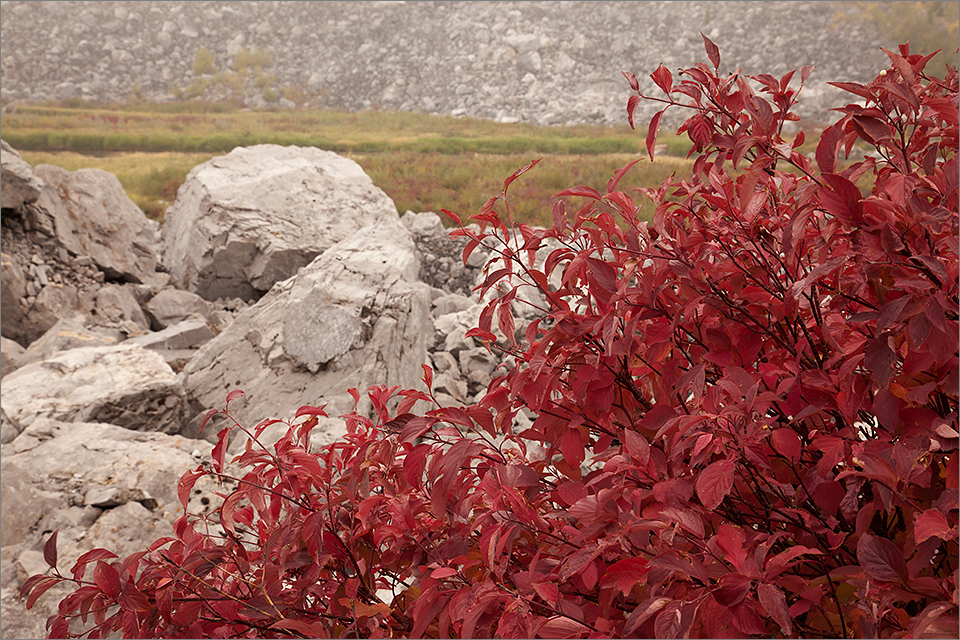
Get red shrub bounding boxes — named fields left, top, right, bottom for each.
left=24, top=38, right=958, bottom=638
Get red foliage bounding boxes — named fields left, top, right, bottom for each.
left=23, top=40, right=958, bottom=638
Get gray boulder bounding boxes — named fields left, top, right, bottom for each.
left=21, top=282, right=89, bottom=344
left=0, top=336, right=25, bottom=377
left=1, top=418, right=212, bottom=547
left=126, top=317, right=216, bottom=351
left=160, top=145, right=401, bottom=302
left=144, top=287, right=222, bottom=330
left=27, top=164, right=160, bottom=284
left=0, top=252, right=29, bottom=345
left=180, top=217, right=432, bottom=436
left=1, top=418, right=211, bottom=637
left=0, top=140, right=43, bottom=210
left=93, top=283, right=151, bottom=332
left=0, top=343, right=188, bottom=441
left=16, top=318, right=124, bottom=368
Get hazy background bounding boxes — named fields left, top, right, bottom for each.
left=2, top=1, right=956, bottom=127
left=2, top=1, right=956, bottom=223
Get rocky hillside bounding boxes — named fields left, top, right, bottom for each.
left=1, top=1, right=891, bottom=127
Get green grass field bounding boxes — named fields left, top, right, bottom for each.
left=4, top=102, right=696, bottom=224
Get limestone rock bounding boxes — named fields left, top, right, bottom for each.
left=0, top=415, right=213, bottom=636
left=401, top=210, right=483, bottom=295
left=0, top=251, right=29, bottom=345
left=1, top=418, right=212, bottom=543
left=126, top=317, right=216, bottom=351
left=23, top=283, right=88, bottom=342
left=0, top=139, right=43, bottom=210
left=0, top=336, right=25, bottom=377
left=93, top=283, right=151, bottom=331
left=179, top=217, right=432, bottom=435
left=160, top=145, right=400, bottom=301
left=432, top=292, right=474, bottom=316
left=0, top=343, right=188, bottom=441
left=27, top=164, right=160, bottom=284
left=17, top=318, right=124, bottom=368
left=144, top=287, right=222, bottom=330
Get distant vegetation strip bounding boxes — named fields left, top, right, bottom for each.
left=6, top=103, right=696, bottom=224
left=0, top=103, right=695, bottom=156
left=2, top=130, right=649, bottom=156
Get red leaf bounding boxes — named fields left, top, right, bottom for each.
left=503, top=158, right=541, bottom=194
left=701, top=32, right=720, bottom=69
left=851, top=115, right=891, bottom=144
left=93, top=561, right=120, bottom=600
left=816, top=122, right=844, bottom=174
left=651, top=64, right=673, bottom=94
left=219, top=491, right=244, bottom=536
left=696, top=459, right=735, bottom=510
left=812, top=480, right=845, bottom=516
left=554, top=185, right=603, bottom=201
left=627, top=94, right=641, bottom=130
left=717, top=523, right=748, bottom=572
left=225, top=389, right=244, bottom=404
left=713, top=573, right=752, bottom=607
left=199, top=408, right=219, bottom=436
left=532, top=582, right=559, bottom=605
left=646, top=109, right=665, bottom=161
left=606, top=158, right=643, bottom=194
left=623, top=597, right=672, bottom=637
left=23, top=577, right=60, bottom=610
left=421, top=363, right=434, bottom=390
left=70, top=549, right=118, bottom=582
left=865, top=333, right=897, bottom=387
left=857, top=533, right=908, bottom=582
left=558, top=542, right=601, bottom=581
left=43, top=530, right=58, bottom=569
left=441, top=208, right=462, bottom=226
left=497, top=299, right=517, bottom=347
left=765, top=545, right=823, bottom=577
left=211, top=426, right=231, bottom=474
left=820, top=173, right=863, bottom=226
left=914, top=510, right=951, bottom=543
left=177, top=466, right=205, bottom=512
left=757, top=583, right=793, bottom=635
left=271, top=619, right=329, bottom=636
left=539, top=616, right=593, bottom=639
left=294, top=404, right=327, bottom=419
left=655, top=604, right=684, bottom=639
left=605, top=557, right=649, bottom=594
left=770, top=429, right=801, bottom=464
left=622, top=70, right=640, bottom=92
left=560, top=429, right=585, bottom=468
left=403, top=443, right=429, bottom=489
left=400, top=416, right=436, bottom=445
left=431, top=567, right=458, bottom=580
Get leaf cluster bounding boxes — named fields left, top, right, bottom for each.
left=22, top=39, right=958, bottom=639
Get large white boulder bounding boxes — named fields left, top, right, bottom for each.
left=0, top=418, right=212, bottom=637
left=160, top=144, right=400, bottom=301
left=0, top=140, right=43, bottom=210
left=0, top=343, right=188, bottom=442
left=27, top=164, right=160, bottom=284
left=180, top=216, right=432, bottom=437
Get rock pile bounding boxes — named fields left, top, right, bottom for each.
left=0, top=140, right=511, bottom=634
left=0, top=1, right=891, bottom=127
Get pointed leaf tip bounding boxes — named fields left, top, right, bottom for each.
left=701, top=32, right=720, bottom=69
left=43, top=530, right=59, bottom=569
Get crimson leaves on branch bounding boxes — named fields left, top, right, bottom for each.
left=23, top=38, right=958, bottom=639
